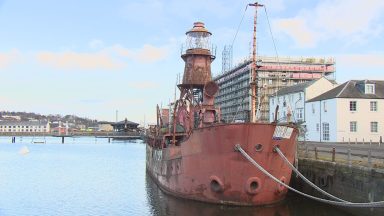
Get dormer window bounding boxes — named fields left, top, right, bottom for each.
left=365, top=84, right=375, bottom=94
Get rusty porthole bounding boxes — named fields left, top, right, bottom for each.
left=210, top=175, right=224, bottom=193
left=211, top=180, right=221, bottom=192
left=245, top=177, right=262, bottom=195
left=255, top=144, right=263, bottom=152
left=250, top=181, right=259, bottom=191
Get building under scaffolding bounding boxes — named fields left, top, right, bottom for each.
left=213, top=56, right=336, bottom=122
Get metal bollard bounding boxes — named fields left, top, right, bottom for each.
left=347, top=148, right=351, bottom=167
left=368, top=149, right=372, bottom=168
left=355, top=138, right=357, bottom=145
left=305, top=145, right=309, bottom=158
left=315, top=147, right=318, bottom=160
left=332, top=147, right=336, bottom=162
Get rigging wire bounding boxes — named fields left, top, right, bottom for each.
left=263, top=6, right=285, bottom=118
left=263, top=6, right=280, bottom=64
left=231, top=5, right=249, bottom=48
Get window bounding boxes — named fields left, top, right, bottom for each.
left=350, top=121, right=357, bottom=132
left=296, top=108, right=303, bottom=120
left=322, top=123, right=330, bottom=141
left=350, top=101, right=357, bottom=111
left=316, top=123, right=320, bottom=132
left=312, top=103, right=315, bottom=114
left=371, top=122, right=378, bottom=133
left=370, top=101, right=377, bottom=111
left=365, top=84, right=375, bottom=94
left=323, top=101, right=327, bottom=112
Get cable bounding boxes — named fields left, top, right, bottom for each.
left=263, top=6, right=280, bottom=64
left=235, top=144, right=384, bottom=208
left=231, top=5, right=248, bottom=48
left=274, top=147, right=348, bottom=202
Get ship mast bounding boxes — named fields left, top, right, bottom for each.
left=249, top=2, right=263, bottom=123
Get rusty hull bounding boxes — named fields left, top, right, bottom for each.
left=146, top=122, right=298, bottom=206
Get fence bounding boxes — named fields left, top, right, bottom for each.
left=298, top=141, right=384, bottom=169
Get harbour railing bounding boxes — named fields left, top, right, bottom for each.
left=297, top=141, right=384, bottom=169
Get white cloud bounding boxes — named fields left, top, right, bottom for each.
left=89, top=39, right=104, bottom=49
left=336, top=53, right=384, bottom=81
left=36, top=51, right=126, bottom=70
left=128, top=81, right=158, bottom=89
left=273, top=0, right=384, bottom=48
left=111, top=43, right=169, bottom=63
left=35, top=42, right=170, bottom=70
left=0, top=49, right=21, bottom=68
left=337, top=53, right=384, bottom=69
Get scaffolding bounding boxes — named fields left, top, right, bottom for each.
left=214, top=56, right=336, bottom=122
left=221, top=45, right=233, bottom=73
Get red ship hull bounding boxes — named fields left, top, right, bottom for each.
left=146, top=122, right=298, bottom=206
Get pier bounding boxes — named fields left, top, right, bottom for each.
left=2, top=131, right=142, bottom=144
left=295, top=141, right=384, bottom=215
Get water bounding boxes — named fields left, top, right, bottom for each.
left=0, top=137, right=353, bottom=215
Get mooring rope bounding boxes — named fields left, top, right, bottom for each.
left=234, top=144, right=384, bottom=208
left=274, top=146, right=348, bottom=202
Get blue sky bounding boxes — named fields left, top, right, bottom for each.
left=1, top=0, right=383, bottom=124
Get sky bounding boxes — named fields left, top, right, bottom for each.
left=0, top=0, right=383, bottom=124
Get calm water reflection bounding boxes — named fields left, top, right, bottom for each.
left=0, top=137, right=352, bottom=215
left=145, top=172, right=353, bottom=216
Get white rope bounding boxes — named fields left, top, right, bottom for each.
left=274, top=147, right=348, bottom=202
left=235, top=144, right=384, bottom=208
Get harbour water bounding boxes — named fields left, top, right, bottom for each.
left=0, top=137, right=352, bottom=215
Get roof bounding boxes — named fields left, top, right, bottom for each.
left=98, top=121, right=113, bottom=124
left=275, top=80, right=317, bottom=95
left=110, top=120, right=139, bottom=126
left=308, top=80, right=384, bottom=102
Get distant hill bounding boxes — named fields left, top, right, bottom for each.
left=0, top=111, right=99, bottom=127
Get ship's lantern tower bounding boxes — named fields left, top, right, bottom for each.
left=180, top=22, right=215, bottom=89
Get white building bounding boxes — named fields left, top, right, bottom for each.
left=0, top=121, right=50, bottom=133
left=305, top=80, right=384, bottom=142
left=269, top=77, right=337, bottom=123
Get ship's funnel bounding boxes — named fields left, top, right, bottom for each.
left=203, top=81, right=219, bottom=105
